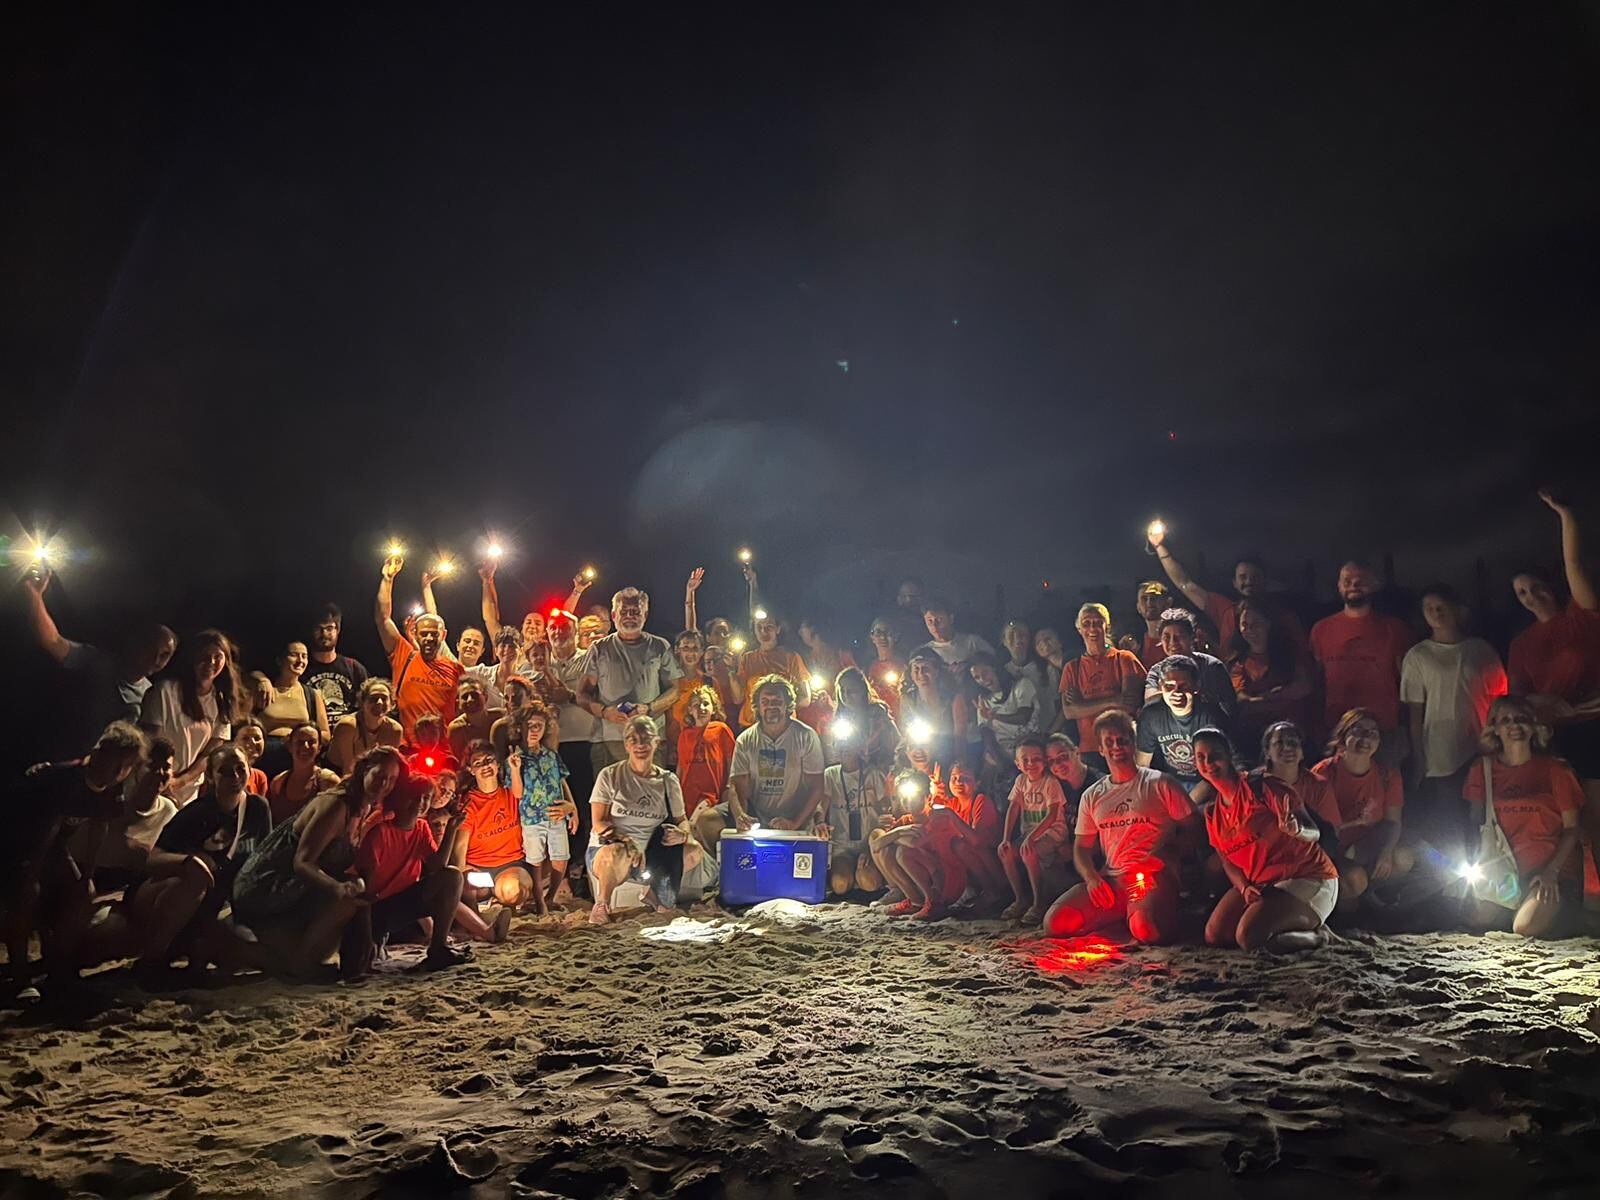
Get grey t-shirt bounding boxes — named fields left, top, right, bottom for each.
left=580, top=633, right=683, bottom=744
left=730, top=719, right=825, bottom=823
left=589, top=761, right=686, bottom=852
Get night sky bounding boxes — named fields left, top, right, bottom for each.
left=5, top=3, right=1599, bottom=672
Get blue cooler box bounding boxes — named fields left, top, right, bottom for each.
left=719, top=830, right=830, bottom=905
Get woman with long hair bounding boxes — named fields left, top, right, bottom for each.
left=1309, top=709, right=1415, bottom=912
left=141, top=629, right=244, bottom=805
left=677, top=684, right=736, bottom=820
left=1461, top=696, right=1584, bottom=938
left=232, top=746, right=405, bottom=980
left=258, top=640, right=332, bottom=776
left=328, top=678, right=404, bottom=776
left=898, top=649, right=973, bottom=772
left=1196, top=728, right=1337, bottom=951
left=830, top=666, right=897, bottom=773
left=1226, top=601, right=1312, bottom=757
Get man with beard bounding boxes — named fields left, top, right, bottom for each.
left=376, top=552, right=463, bottom=740
left=303, top=604, right=369, bottom=730
left=576, top=587, right=683, bottom=771
left=1309, top=562, right=1415, bottom=750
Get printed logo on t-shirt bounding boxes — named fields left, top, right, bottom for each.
left=757, top=745, right=789, bottom=801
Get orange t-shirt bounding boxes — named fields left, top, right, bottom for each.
left=1507, top=603, right=1600, bottom=704
left=1462, top=757, right=1584, bottom=876
left=1308, top=757, right=1402, bottom=839
left=1139, top=633, right=1163, bottom=673
left=388, top=636, right=464, bottom=740
left=1206, top=594, right=1307, bottom=655
left=736, top=648, right=807, bottom=727
left=461, top=785, right=523, bottom=868
left=1059, top=649, right=1143, bottom=748
left=677, top=721, right=736, bottom=816
left=1308, top=611, right=1415, bottom=731
left=1206, top=774, right=1337, bottom=886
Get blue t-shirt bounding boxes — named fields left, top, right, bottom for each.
left=505, top=748, right=569, bottom=825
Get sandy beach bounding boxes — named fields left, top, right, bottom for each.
left=2, top=905, right=1597, bottom=1198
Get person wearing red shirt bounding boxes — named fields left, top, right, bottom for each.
left=1127, top=581, right=1173, bottom=669
left=1508, top=490, right=1600, bottom=911
left=1148, top=527, right=1306, bottom=654
left=1058, top=603, right=1144, bottom=757
left=1462, top=697, right=1584, bottom=938
left=1309, top=708, right=1414, bottom=913
left=676, top=685, right=735, bottom=817
left=1226, top=601, right=1314, bottom=756
left=353, top=776, right=474, bottom=971
left=864, top=619, right=906, bottom=723
left=375, top=552, right=463, bottom=740
left=451, top=740, right=532, bottom=909
left=1196, top=729, right=1338, bottom=951
left=1308, top=562, right=1415, bottom=746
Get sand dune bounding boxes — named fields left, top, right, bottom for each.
left=2, top=906, right=1597, bottom=1198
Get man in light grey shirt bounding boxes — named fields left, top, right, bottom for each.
left=576, top=587, right=683, bottom=771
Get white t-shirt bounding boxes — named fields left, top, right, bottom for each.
left=822, top=764, right=889, bottom=849
left=1399, top=638, right=1507, bottom=777
left=1075, top=767, right=1195, bottom=876
left=589, top=762, right=685, bottom=853
left=141, top=679, right=231, bottom=805
left=731, top=719, right=825, bottom=823
left=918, top=632, right=995, bottom=668
left=548, top=650, right=598, bottom=743
left=979, top=676, right=1043, bottom=753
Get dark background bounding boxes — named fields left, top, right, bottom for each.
left=4, top=2, right=1599, bottom=761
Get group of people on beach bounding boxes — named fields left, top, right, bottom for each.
left=4, top=488, right=1597, bottom=999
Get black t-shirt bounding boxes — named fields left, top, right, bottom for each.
left=1135, top=700, right=1230, bottom=783
left=1058, top=766, right=1106, bottom=825
left=157, top=791, right=272, bottom=886
left=303, top=655, right=370, bottom=725
left=4, top=761, right=124, bottom=870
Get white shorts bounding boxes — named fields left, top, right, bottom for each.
left=1272, top=876, right=1338, bottom=923
left=522, top=819, right=571, bottom=866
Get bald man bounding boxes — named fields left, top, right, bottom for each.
left=376, top=553, right=464, bottom=738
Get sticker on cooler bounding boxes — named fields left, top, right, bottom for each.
left=793, top=853, right=813, bottom=880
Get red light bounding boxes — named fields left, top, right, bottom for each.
left=1006, top=935, right=1122, bottom=976
left=550, top=608, right=560, bottom=618
left=1134, top=871, right=1146, bottom=884
left=424, top=756, right=436, bottom=768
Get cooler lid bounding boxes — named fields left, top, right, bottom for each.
left=721, top=829, right=821, bottom=842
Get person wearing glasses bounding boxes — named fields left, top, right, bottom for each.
left=576, top=587, right=683, bottom=771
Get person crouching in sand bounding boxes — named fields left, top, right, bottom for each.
left=1043, top=711, right=1199, bottom=944
left=1194, top=728, right=1338, bottom=951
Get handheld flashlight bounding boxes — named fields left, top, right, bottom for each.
left=1458, top=862, right=1483, bottom=884
left=831, top=717, right=856, bottom=741
left=908, top=718, right=933, bottom=744
left=729, top=635, right=747, bottom=653
left=883, top=670, right=900, bottom=687
left=897, top=778, right=921, bottom=801
left=435, top=557, right=456, bottom=577
left=409, top=603, right=424, bottom=617
left=809, top=674, right=827, bottom=692
left=641, top=870, right=652, bottom=882
left=486, top=541, right=504, bottom=560
left=753, top=607, right=768, bottom=622
left=737, top=547, right=753, bottom=564
left=1146, top=519, right=1166, bottom=541
left=466, top=871, right=494, bottom=888
left=582, top=565, right=597, bottom=580
left=386, top=541, right=405, bottom=558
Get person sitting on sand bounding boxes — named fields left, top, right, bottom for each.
left=870, top=764, right=1002, bottom=919
left=821, top=730, right=891, bottom=896
left=934, top=761, right=1008, bottom=907
left=1309, top=708, right=1415, bottom=913
left=452, top=740, right=534, bottom=910
left=351, top=774, right=486, bottom=970
left=505, top=701, right=579, bottom=916
left=587, top=715, right=699, bottom=923
left=1044, top=733, right=1104, bottom=825
left=1195, top=728, right=1338, bottom=951
left=999, top=737, right=1070, bottom=922
left=231, top=746, right=404, bottom=980
left=1043, top=711, right=1200, bottom=944
left=676, top=684, right=737, bottom=819
left=1461, top=696, right=1584, bottom=938
left=694, top=676, right=824, bottom=846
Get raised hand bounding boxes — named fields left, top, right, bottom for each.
left=1538, top=487, right=1570, bottom=516
left=685, top=567, right=705, bottom=595
left=381, top=554, right=404, bottom=581
left=22, top=565, right=52, bottom=595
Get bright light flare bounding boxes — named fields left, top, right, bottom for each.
left=897, top=778, right=923, bottom=802
left=466, top=871, right=494, bottom=888
left=831, top=717, right=856, bottom=741
left=729, top=636, right=747, bottom=653
left=908, top=718, right=933, bottom=744
left=1458, top=862, right=1483, bottom=884
left=409, top=603, right=424, bottom=617
left=809, top=674, right=827, bottom=691
left=1147, top=519, right=1166, bottom=541
left=582, top=565, right=597, bottom=580
left=753, top=607, right=769, bottom=622
left=486, top=541, right=505, bottom=560
left=386, top=540, right=406, bottom=558
left=434, top=557, right=456, bottom=576
left=883, top=670, right=900, bottom=687
left=737, top=547, right=753, bottom=564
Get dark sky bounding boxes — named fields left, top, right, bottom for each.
left=4, top=2, right=1599, bottom=660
